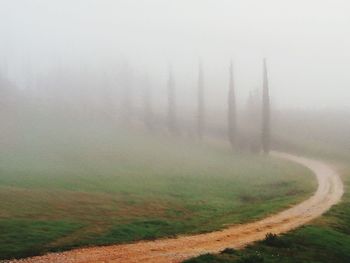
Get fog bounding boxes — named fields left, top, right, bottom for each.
left=1, top=0, right=350, bottom=156
left=1, top=0, right=350, bottom=112
left=2, top=2, right=350, bottom=261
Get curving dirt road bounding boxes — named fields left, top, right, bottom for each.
left=9, top=152, right=344, bottom=263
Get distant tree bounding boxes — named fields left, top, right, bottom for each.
left=143, top=77, right=154, bottom=130
left=197, top=61, right=205, bottom=139
left=120, top=62, right=133, bottom=124
left=261, top=58, right=271, bottom=154
left=167, top=66, right=178, bottom=134
left=227, top=60, right=237, bottom=150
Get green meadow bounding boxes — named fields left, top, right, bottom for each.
left=186, top=167, right=350, bottom=263
left=0, top=113, right=315, bottom=260
left=186, top=113, right=350, bottom=263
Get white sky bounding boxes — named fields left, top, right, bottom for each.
left=1, top=0, right=350, bottom=110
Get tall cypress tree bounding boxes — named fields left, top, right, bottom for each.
left=167, top=65, right=177, bottom=134
left=143, top=77, right=153, bottom=130
left=121, top=62, right=132, bottom=124
left=228, top=60, right=237, bottom=150
left=197, top=61, right=205, bottom=139
left=261, top=58, right=270, bottom=154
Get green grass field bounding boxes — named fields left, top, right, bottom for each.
left=0, top=112, right=315, bottom=260
left=186, top=115, right=350, bottom=263
left=185, top=170, right=350, bottom=263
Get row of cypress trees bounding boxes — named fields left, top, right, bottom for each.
left=162, top=59, right=270, bottom=154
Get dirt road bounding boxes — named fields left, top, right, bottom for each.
left=10, top=152, right=344, bottom=263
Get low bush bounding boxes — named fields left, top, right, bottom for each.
left=262, top=233, right=289, bottom=247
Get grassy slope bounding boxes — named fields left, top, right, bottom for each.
left=0, top=112, right=315, bottom=260
left=185, top=169, right=350, bottom=263
left=186, top=115, right=350, bottom=263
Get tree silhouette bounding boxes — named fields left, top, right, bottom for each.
left=120, top=62, right=133, bottom=124
left=227, top=60, right=237, bottom=150
left=167, top=66, right=178, bottom=134
left=261, top=58, right=270, bottom=154
left=197, top=61, right=205, bottom=139
left=143, top=77, right=154, bottom=130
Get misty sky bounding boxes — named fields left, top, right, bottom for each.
left=1, top=0, right=350, bottom=110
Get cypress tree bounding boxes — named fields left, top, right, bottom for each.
left=143, top=77, right=153, bottom=130
left=167, top=66, right=178, bottom=134
left=197, top=61, right=205, bottom=139
left=121, top=62, right=132, bottom=124
left=228, top=60, right=237, bottom=150
left=261, top=58, right=270, bottom=154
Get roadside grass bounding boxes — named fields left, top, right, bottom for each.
left=0, top=219, right=82, bottom=260
left=186, top=134, right=350, bottom=262
left=0, top=113, right=315, bottom=260
left=185, top=225, right=350, bottom=263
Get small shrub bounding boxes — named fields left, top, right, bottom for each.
left=264, top=233, right=278, bottom=244
left=263, top=233, right=289, bottom=248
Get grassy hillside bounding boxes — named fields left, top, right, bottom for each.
left=186, top=112, right=350, bottom=263
left=0, top=111, right=315, bottom=260
left=185, top=168, right=350, bottom=263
